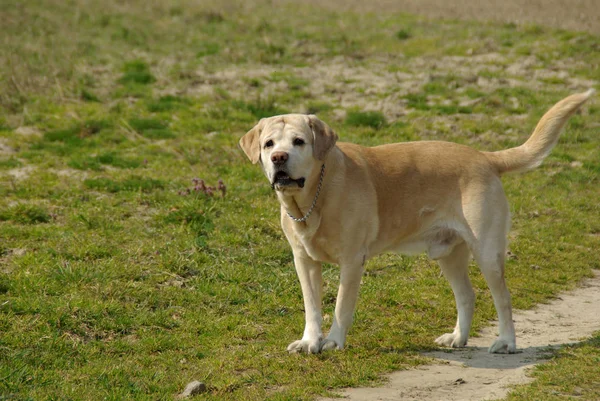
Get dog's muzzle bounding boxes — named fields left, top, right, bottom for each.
left=272, top=170, right=305, bottom=189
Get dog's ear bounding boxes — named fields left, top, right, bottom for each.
left=308, top=115, right=338, bottom=161
left=239, top=119, right=265, bottom=164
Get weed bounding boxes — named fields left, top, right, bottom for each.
left=128, top=118, right=175, bottom=139
left=179, top=178, right=226, bottom=197
left=80, top=88, right=100, bottom=102
left=196, top=42, right=221, bottom=58
left=68, top=156, right=102, bottom=171
left=396, top=29, right=412, bottom=40
left=233, top=97, right=287, bottom=119
left=147, top=96, right=190, bottom=112
left=0, top=203, right=51, bottom=224
left=44, top=126, right=83, bottom=143
left=69, top=152, right=142, bottom=171
left=306, top=101, right=334, bottom=114
left=118, top=60, right=156, bottom=85
left=346, top=110, right=387, bottom=129
left=0, top=157, right=22, bottom=169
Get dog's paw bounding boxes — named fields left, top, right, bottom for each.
left=319, top=338, right=342, bottom=352
left=488, top=337, right=517, bottom=354
left=287, top=339, right=321, bottom=354
left=435, top=332, right=467, bottom=348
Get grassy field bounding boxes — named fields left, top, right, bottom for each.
left=1, top=0, right=599, bottom=400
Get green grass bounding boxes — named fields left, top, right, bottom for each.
left=504, top=334, right=600, bottom=400
left=119, top=60, right=157, bottom=85
left=345, top=110, right=387, bottom=129
left=0, top=203, right=52, bottom=224
left=0, top=1, right=598, bottom=400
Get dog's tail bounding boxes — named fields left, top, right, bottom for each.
left=484, top=89, right=594, bottom=175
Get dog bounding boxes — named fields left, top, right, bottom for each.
left=239, top=89, right=594, bottom=354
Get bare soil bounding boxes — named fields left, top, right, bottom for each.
left=187, top=55, right=595, bottom=125
left=321, top=271, right=600, bottom=401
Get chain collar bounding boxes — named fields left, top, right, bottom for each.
left=286, top=164, right=325, bottom=223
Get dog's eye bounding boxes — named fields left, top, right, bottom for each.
left=264, top=140, right=274, bottom=148
left=293, top=138, right=305, bottom=146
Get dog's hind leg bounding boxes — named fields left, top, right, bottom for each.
left=435, top=241, right=474, bottom=348
left=473, top=241, right=516, bottom=353
left=466, top=180, right=516, bottom=354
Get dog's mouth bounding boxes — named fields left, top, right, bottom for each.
left=272, top=171, right=305, bottom=189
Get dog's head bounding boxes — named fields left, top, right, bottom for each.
left=239, top=114, right=338, bottom=192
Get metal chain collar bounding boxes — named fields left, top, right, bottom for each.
left=286, top=164, right=325, bottom=223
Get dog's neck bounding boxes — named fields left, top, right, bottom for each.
left=276, top=148, right=340, bottom=225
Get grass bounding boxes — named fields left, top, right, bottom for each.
left=345, top=110, right=387, bottom=129
left=119, top=60, right=157, bottom=85
left=0, top=1, right=598, bottom=400
left=505, top=334, right=600, bottom=400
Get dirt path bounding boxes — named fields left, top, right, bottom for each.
left=321, top=271, right=600, bottom=401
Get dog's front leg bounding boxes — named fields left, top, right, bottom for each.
left=321, top=256, right=365, bottom=351
left=287, top=252, right=323, bottom=354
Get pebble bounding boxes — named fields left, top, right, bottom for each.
left=178, top=381, right=207, bottom=398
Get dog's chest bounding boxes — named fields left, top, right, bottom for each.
left=286, top=218, right=339, bottom=263
left=299, top=233, right=336, bottom=263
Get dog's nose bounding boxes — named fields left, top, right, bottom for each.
left=271, top=151, right=289, bottom=166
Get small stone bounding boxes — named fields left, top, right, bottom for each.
left=459, top=97, right=483, bottom=107
left=178, top=381, right=207, bottom=398
left=15, top=126, right=42, bottom=136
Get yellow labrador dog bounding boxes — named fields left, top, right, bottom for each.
left=239, top=89, right=593, bottom=354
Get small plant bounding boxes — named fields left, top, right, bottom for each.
left=306, top=101, right=334, bottom=114
left=405, top=93, right=429, bottom=110
left=196, top=42, right=220, bottom=58
left=80, top=88, right=100, bottom=102
left=146, top=96, right=190, bottom=112
left=233, top=97, right=287, bottom=119
left=345, top=110, right=387, bottom=129
left=0, top=118, right=10, bottom=131
left=128, top=118, right=175, bottom=139
left=0, top=157, right=22, bottom=169
left=178, top=178, right=226, bottom=197
left=43, top=120, right=110, bottom=144
left=396, top=29, right=412, bottom=40
left=118, top=60, right=156, bottom=85
left=69, top=152, right=142, bottom=171
left=0, top=204, right=52, bottom=224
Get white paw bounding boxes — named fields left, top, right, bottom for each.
left=435, top=332, right=467, bottom=348
left=488, top=337, right=517, bottom=354
left=287, top=339, right=321, bottom=354
left=320, top=338, right=343, bottom=352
